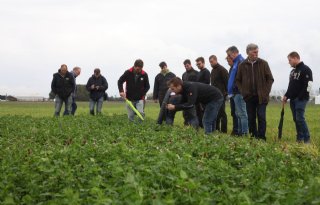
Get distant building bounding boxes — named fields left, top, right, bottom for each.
left=16, top=96, right=46, bottom=102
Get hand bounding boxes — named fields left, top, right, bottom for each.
left=282, top=96, right=287, bottom=103
left=91, top=85, right=95, bottom=90
left=120, top=92, right=126, bottom=99
left=96, top=86, right=100, bottom=90
left=167, top=104, right=175, bottom=110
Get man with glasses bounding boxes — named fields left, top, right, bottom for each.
left=236, top=43, right=274, bottom=141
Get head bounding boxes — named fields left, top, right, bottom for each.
left=133, top=59, right=144, bottom=73
left=287, top=51, right=301, bottom=68
left=246, top=43, right=259, bottom=61
left=94, top=68, right=101, bottom=78
left=226, top=46, right=239, bottom=61
left=168, top=77, right=183, bottom=94
left=60, top=64, right=68, bottom=75
left=183, top=59, right=192, bottom=71
left=159, top=61, right=167, bottom=70
left=226, top=56, right=233, bottom=67
left=195, top=57, right=205, bottom=70
left=209, top=55, right=218, bottom=67
left=73, top=66, right=81, bottom=77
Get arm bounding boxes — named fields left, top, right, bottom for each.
left=174, top=86, right=197, bottom=111
left=264, top=62, right=274, bottom=94
left=51, top=75, right=57, bottom=93
left=86, top=78, right=92, bottom=92
left=205, top=70, right=211, bottom=84
left=144, top=74, right=150, bottom=96
left=222, top=69, right=229, bottom=96
left=117, top=71, right=127, bottom=93
left=153, top=75, right=159, bottom=100
left=235, top=65, right=242, bottom=93
left=298, top=67, right=313, bottom=99
left=100, top=77, right=108, bottom=91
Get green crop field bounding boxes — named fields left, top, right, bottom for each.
left=0, top=101, right=320, bottom=204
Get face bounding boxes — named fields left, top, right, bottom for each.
left=60, top=65, right=68, bottom=75
left=248, top=48, right=259, bottom=61
left=209, top=58, right=217, bottom=67
left=288, top=56, right=299, bottom=68
left=196, top=61, right=204, bottom=69
left=184, top=63, right=192, bottom=71
left=227, top=51, right=237, bottom=61
left=74, top=68, right=81, bottom=77
left=169, top=84, right=182, bottom=94
left=226, top=56, right=233, bottom=66
left=134, top=66, right=142, bottom=73
left=160, top=65, right=167, bottom=70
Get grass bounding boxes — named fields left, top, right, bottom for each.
left=0, top=101, right=319, bottom=147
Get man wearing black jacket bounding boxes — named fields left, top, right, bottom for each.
left=51, top=64, right=75, bottom=116
left=283, top=51, right=313, bottom=143
left=118, top=59, right=150, bottom=121
left=167, top=77, right=223, bottom=134
left=209, top=55, right=229, bottom=133
left=86, top=68, right=108, bottom=115
left=153, top=61, right=176, bottom=107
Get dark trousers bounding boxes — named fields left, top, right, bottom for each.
left=290, top=99, right=310, bottom=143
left=196, top=103, right=204, bottom=128
left=246, top=96, right=267, bottom=140
left=230, top=97, right=238, bottom=135
left=215, top=100, right=227, bottom=133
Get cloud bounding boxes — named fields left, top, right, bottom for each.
left=0, top=0, right=319, bottom=96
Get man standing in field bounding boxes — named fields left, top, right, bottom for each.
left=226, top=56, right=238, bottom=135
left=236, top=43, right=274, bottom=140
left=118, top=59, right=150, bottom=121
left=195, top=57, right=210, bottom=127
left=283, top=51, right=313, bottom=143
left=51, top=64, right=75, bottom=116
left=153, top=61, right=176, bottom=107
left=182, top=59, right=199, bottom=126
left=64, top=66, right=81, bottom=115
left=182, top=59, right=198, bottom=82
left=167, top=77, right=223, bottom=134
left=209, top=55, right=229, bottom=133
left=86, top=68, right=108, bottom=115
left=226, top=46, right=248, bottom=136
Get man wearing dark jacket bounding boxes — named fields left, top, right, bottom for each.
left=86, top=68, right=108, bottom=115
left=181, top=59, right=199, bottom=125
left=236, top=43, right=274, bottom=140
left=51, top=64, right=75, bottom=116
left=195, top=57, right=210, bottom=127
left=64, top=66, right=81, bottom=115
left=283, top=51, right=313, bottom=143
left=182, top=59, right=198, bottom=82
left=167, top=77, right=223, bottom=134
left=153, top=61, right=176, bottom=106
left=209, top=55, right=229, bottom=133
left=118, top=59, right=150, bottom=121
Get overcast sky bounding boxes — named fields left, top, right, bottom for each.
left=0, top=0, right=319, bottom=97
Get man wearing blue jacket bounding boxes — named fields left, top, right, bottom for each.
left=226, top=46, right=248, bottom=136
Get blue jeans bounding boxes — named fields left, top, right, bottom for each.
left=126, top=100, right=145, bottom=122
left=89, top=97, right=104, bottom=115
left=230, top=97, right=238, bottom=134
left=290, top=99, right=310, bottom=143
left=64, top=96, right=77, bottom=115
left=246, top=96, right=267, bottom=140
left=54, top=95, right=72, bottom=116
left=233, top=94, right=248, bottom=135
left=203, top=98, right=223, bottom=134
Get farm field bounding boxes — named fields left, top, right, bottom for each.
left=0, top=101, right=320, bottom=204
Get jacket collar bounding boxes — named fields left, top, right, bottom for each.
left=129, top=67, right=145, bottom=75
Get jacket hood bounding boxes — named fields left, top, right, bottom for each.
left=129, top=67, right=146, bottom=75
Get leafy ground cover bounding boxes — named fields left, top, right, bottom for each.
left=0, top=105, right=320, bottom=204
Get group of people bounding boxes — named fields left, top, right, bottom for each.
left=50, top=43, right=313, bottom=143
left=51, top=65, right=108, bottom=116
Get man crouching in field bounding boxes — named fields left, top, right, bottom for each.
left=166, top=77, right=223, bottom=134
left=118, top=59, right=150, bottom=121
